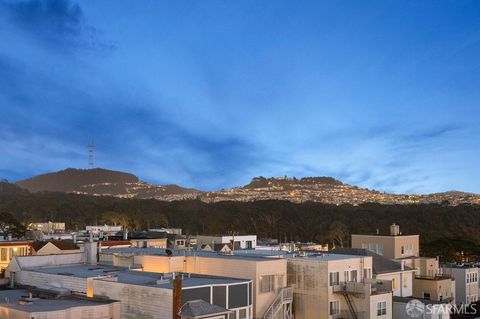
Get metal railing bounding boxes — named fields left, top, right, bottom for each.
left=415, top=274, right=452, bottom=280
left=370, top=279, right=392, bottom=294
left=333, top=282, right=366, bottom=296
left=263, top=287, right=293, bottom=319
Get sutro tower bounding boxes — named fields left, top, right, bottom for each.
left=87, top=140, right=95, bottom=169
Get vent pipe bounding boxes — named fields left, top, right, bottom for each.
left=173, top=274, right=182, bottom=319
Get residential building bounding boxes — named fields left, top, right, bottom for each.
left=0, top=240, right=31, bottom=274
left=287, top=252, right=393, bottom=319
left=330, top=248, right=415, bottom=298
left=31, top=240, right=80, bottom=255
left=442, top=264, right=479, bottom=305
left=99, top=248, right=292, bottom=319
left=351, top=224, right=419, bottom=259
left=196, top=235, right=257, bottom=250
left=34, top=221, right=66, bottom=234
left=7, top=253, right=253, bottom=319
left=0, top=288, right=121, bottom=319
left=86, top=224, right=122, bottom=235
left=402, top=257, right=455, bottom=303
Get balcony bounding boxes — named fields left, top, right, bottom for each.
left=415, top=274, right=452, bottom=281
left=333, top=282, right=367, bottom=296
left=333, top=280, right=392, bottom=296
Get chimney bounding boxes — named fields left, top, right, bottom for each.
left=390, top=223, right=400, bottom=236
left=9, top=272, right=15, bottom=288
left=84, top=235, right=98, bottom=265
left=173, top=274, right=182, bottom=319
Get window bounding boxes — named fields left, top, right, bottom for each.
left=376, top=244, right=384, bottom=255
left=350, top=270, right=358, bottom=282
left=424, top=293, right=431, bottom=300
left=377, top=301, right=387, bottom=316
left=0, top=248, right=6, bottom=262
left=329, top=300, right=340, bottom=316
left=239, top=308, right=247, bottom=319
left=260, top=275, right=274, bottom=293
left=344, top=271, right=349, bottom=282
left=403, top=276, right=408, bottom=288
left=401, top=245, right=405, bottom=255
left=329, top=272, right=339, bottom=286
left=392, top=278, right=397, bottom=289
left=364, top=268, right=372, bottom=279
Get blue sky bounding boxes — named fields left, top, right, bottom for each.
left=1, top=0, right=480, bottom=193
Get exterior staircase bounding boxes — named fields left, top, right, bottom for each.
left=262, top=287, right=293, bottom=319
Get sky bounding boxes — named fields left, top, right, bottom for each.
left=1, top=0, right=480, bottom=194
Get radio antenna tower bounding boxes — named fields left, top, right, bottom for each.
left=87, top=140, right=95, bottom=169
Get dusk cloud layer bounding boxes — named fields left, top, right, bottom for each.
left=1, top=0, right=480, bottom=193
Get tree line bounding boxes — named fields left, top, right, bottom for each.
left=0, top=191, right=479, bottom=261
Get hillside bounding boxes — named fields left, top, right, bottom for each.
left=12, top=168, right=480, bottom=205
left=15, top=168, right=200, bottom=199
left=0, top=190, right=480, bottom=251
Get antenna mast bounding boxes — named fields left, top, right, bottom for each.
left=87, top=140, right=95, bottom=169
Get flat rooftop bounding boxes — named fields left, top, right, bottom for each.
left=351, top=233, right=418, bottom=237
left=23, top=263, right=250, bottom=287
left=442, top=263, right=479, bottom=269
left=285, top=252, right=364, bottom=261
left=100, top=247, right=286, bottom=261
left=0, top=289, right=116, bottom=313
left=25, top=264, right=125, bottom=278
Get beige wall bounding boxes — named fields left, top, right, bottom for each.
left=93, top=279, right=172, bottom=319
left=413, top=277, right=453, bottom=301
left=351, top=235, right=419, bottom=259
left=0, top=303, right=121, bottom=319
left=368, top=292, right=393, bottom=319
left=376, top=271, right=414, bottom=297
left=131, top=238, right=167, bottom=248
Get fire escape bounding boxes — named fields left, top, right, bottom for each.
left=263, top=287, right=293, bottom=319
left=333, top=282, right=364, bottom=319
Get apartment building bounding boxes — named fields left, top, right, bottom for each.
left=442, top=264, right=479, bottom=305
left=351, top=224, right=419, bottom=260
left=196, top=235, right=257, bottom=249
left=402, top=257, right=455, bottom=303
left=329, top=248, right=415, bottom=298
left=99, top=248, right=292, bottom=319
left=0, top=240, right=31, bottom=274
left=7, top=253, right=253, bottom=319
left=287, top=252, right=393, bottom=319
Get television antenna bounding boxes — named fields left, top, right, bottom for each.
left=87, top=140, right=95, bottom=169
